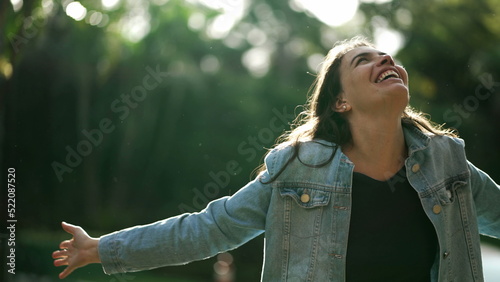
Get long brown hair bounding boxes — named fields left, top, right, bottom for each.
left=257, top=36, right=456, bottom=179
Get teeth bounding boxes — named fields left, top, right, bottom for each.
left=376, top=70, right=400, bottom=83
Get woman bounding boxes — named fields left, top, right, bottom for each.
left=53, top=37, right=500, bottom=281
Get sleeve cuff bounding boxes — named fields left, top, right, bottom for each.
left=98, top=232, right=124, bottom=275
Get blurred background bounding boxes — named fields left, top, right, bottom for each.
left=1, top=0, right=500, bottom=281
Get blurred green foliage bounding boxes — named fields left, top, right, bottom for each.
left=1, top=0, right=499, bottom=281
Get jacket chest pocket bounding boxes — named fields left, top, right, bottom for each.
left=278, top=185, right=332, bottom=238
left=434, top=179, right=469, bottom=235
left=435, top=180, right=468, bottom=205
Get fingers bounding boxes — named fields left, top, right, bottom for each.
left=53, top=256, right=68, bottom=267
left=55, top=222, right=97, bottom=279
left=59, top=265, right=76, bottom=279
left=52, top=249, right=68, bottom=259
left=53, top=248, right=71, bottom=268
left=59, top=240, right=72, bottom=250
left=55, top=222, right=82, bottom=279
left=53, top=248, right=75, bottom=279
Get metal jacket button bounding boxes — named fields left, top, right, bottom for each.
left=411, top=163, right=420, bottom=173
left=300, top=193, right=310, bottom=203
left=433, top=204, right=442, bottom=214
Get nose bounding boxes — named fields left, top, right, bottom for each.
left=377, top=54, right=395, bottom=66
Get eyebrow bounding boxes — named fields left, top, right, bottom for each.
left=350, top=51, right=387, bottom=67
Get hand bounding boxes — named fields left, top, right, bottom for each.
left=52, top=222, right=101, bottom=279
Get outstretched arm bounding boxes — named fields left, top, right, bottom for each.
left=469, top=161, right=500, bottom=238
left=52, top=222, right=101, bottom=279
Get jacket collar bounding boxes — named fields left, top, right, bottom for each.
left=311, top=123, right=431, bottom=155
left=403, top=124, right=431, bottom=155
left=311, top=123, right=434, bottom=155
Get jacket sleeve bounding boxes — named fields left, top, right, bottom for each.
left=98, top=169, right=273, bottom=274
left=469, top=161, right=500, bottom=239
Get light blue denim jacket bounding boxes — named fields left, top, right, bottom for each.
left=99, top=125, right=500, bottom=281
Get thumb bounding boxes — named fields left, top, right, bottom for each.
left=61, top=222, right=79, bottom=235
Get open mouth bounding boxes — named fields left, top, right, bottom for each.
left=376, top=70, right=400, bottom=83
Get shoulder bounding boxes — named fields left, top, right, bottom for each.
left=426, top=134, right=470, bottom=174
left=405, top=127, right=471, bottom=179
left=428, top=133, right=466, bottom=150
left=264, top=140, right=338, bottom=176
left=404, top=124, right=465, bottom=151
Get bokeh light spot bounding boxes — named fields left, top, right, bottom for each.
left=374, top=27, right=404, bottom=55
left=307, top=53, right=325, bottom=73
left=102, top=0, right=120, bottom=10
left=0, top=59, right=13, bottom=80
left=10, top=0, right=23, bottom=12
left=118, top=2, right=151, bottom=43
left=291, top=0, right=359, bottom=27
left=246, top=28, right=267, bottom=46
left=200, top=55, right=221, bottom=74
left=88, top=11, right=104, bottom=26
left=242, top=46, right=273, bottom=77
left=66, top=2, right=87, bottom=21
left=41, top=0, right=54, bottom=15
left=395, top=8, right=413, bottom=27
left=207, top=14, right=236, bottom=39
left=188, top=12, right=206, bottom=31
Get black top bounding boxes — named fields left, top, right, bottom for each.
left=346, top=167, right=438, bottom=282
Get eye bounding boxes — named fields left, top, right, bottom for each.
left=355, top=57, right=368, bottom=66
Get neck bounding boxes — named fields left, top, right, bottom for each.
left=343, top=116, right=407, bottom=181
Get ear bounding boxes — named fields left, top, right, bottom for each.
left=332, top=96, right=351, bottom=113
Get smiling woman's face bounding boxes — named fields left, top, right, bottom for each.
left=338, top=46, right=409, bottom=119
